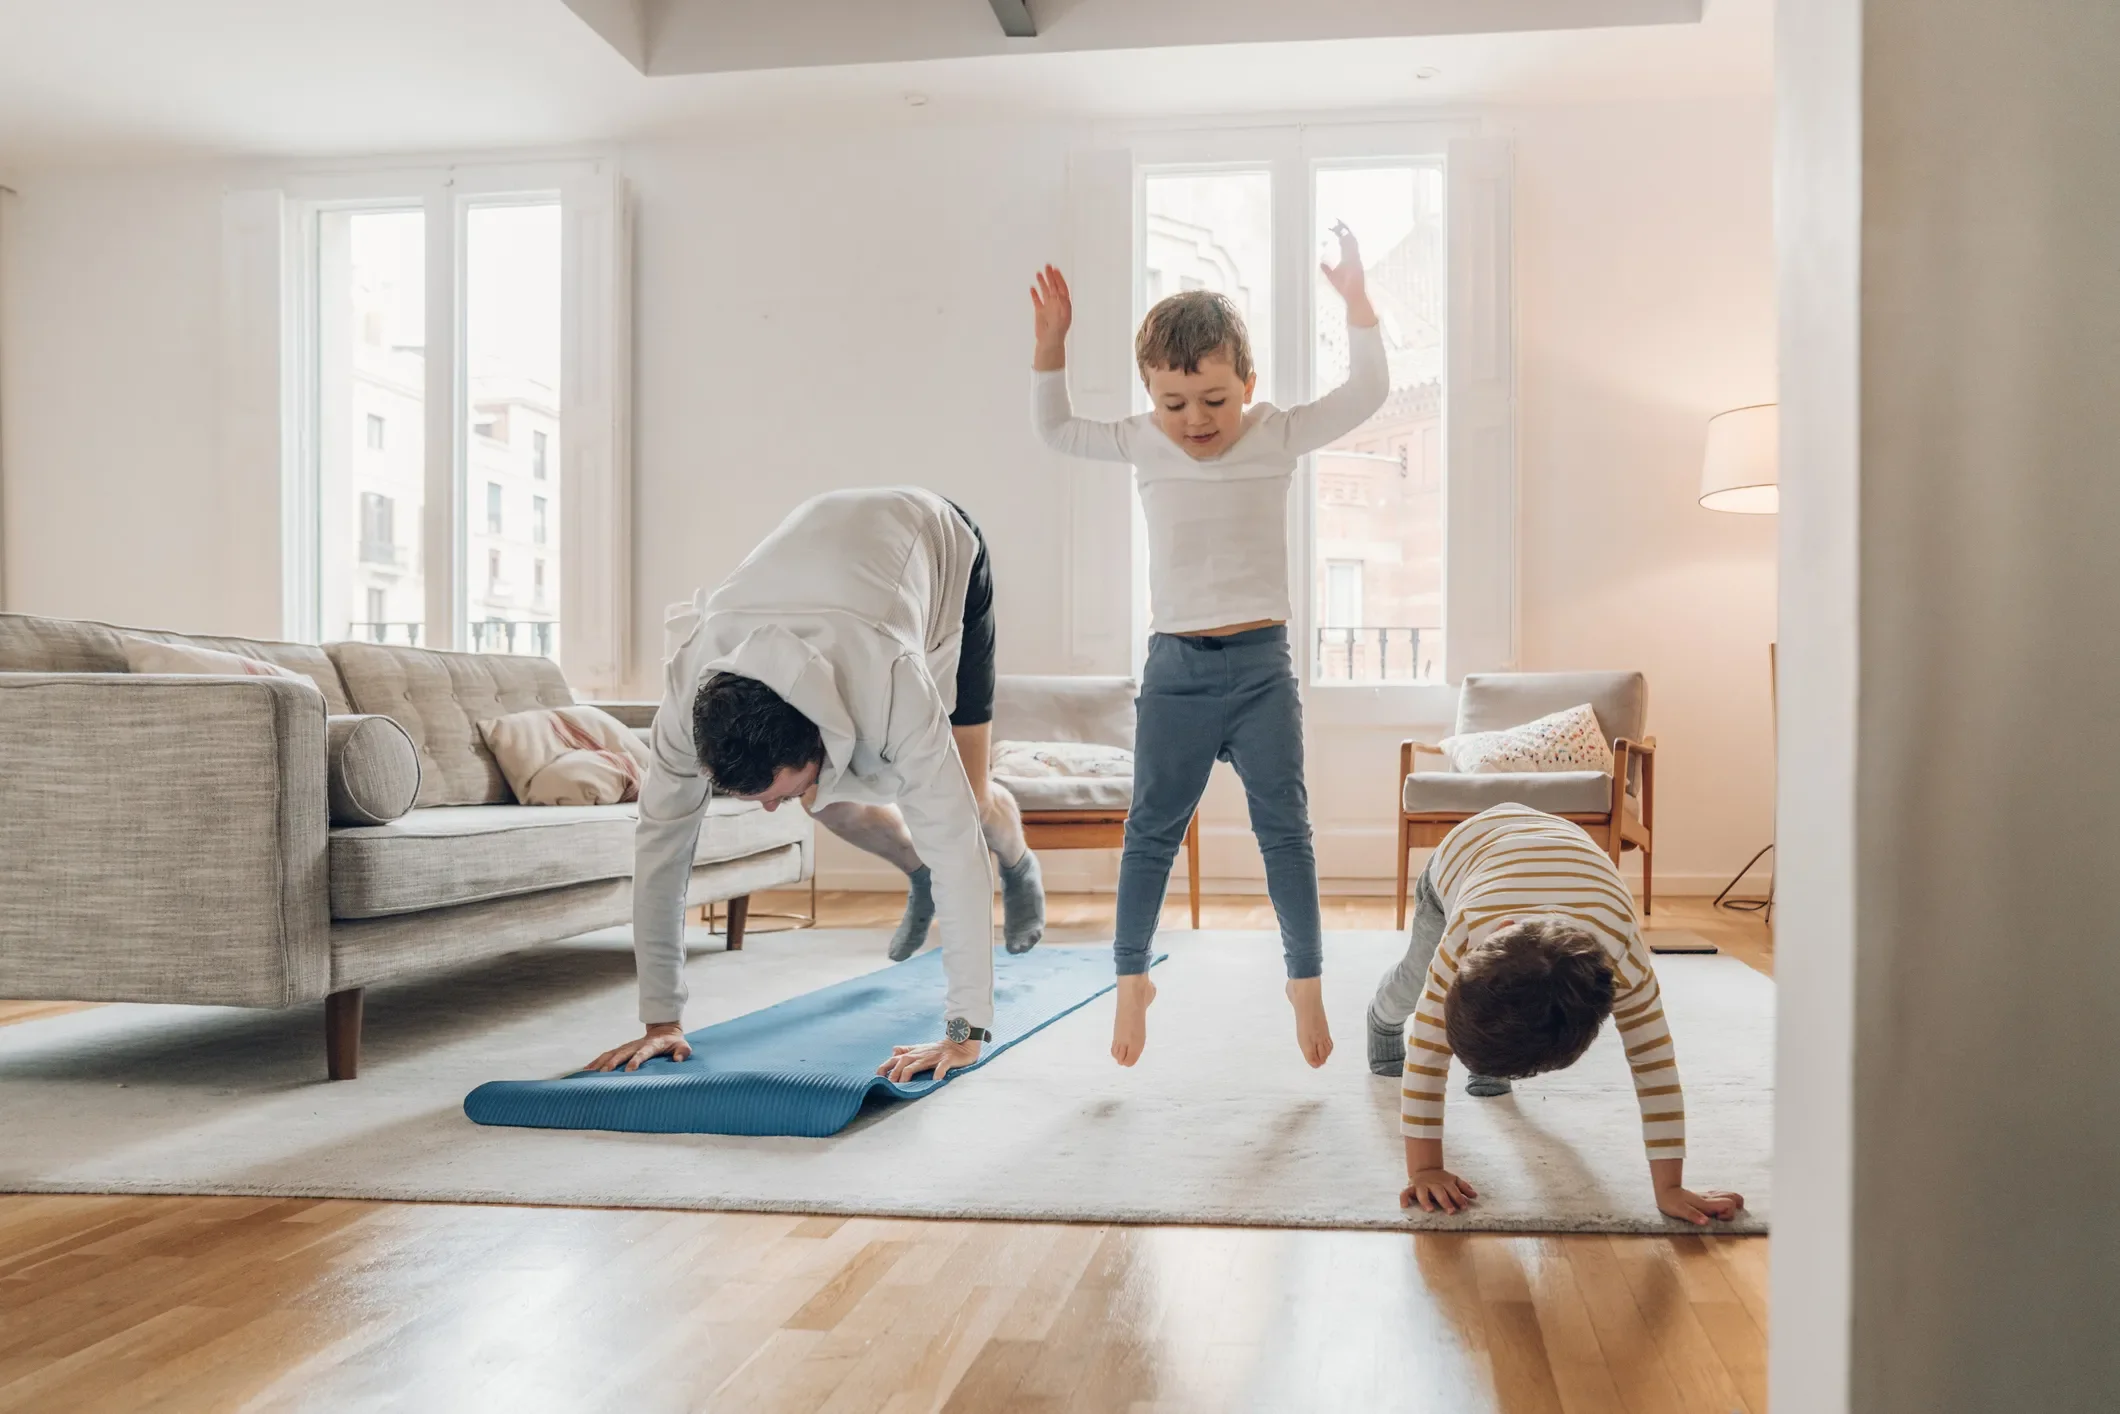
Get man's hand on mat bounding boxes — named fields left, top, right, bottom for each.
left=1655, top=1185, right=1746, bottom=1227
left=1285, top=977, right=1334, bottom=1068
left=1401, top=1169, right=1479, bottom=1215
left=877, top=1039, right=982, bottom=1084
left=1110, top=974, right=1157, bottom=1067
left=585, top=1023, right=692, bottom=1073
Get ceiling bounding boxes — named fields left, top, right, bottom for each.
left=0, top=0, right=1770, bottom=168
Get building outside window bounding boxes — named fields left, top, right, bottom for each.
left=533, top=495, right=547, bottom=546
left=532, top=429, right=548, bottom=480
left=533, top=558, right=546, bottom=604
left=486, top=482, right=503, bottom=535
left=365, top=413, right=386, bottom=450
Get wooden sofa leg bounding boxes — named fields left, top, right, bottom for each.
left=325, top=988, right=364, bottom=1081
left=725, top=895, right=750, bottom=951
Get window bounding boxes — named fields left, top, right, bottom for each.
left=365, top=586, right=386, bottom=629
left=1310, top=163, right=1445, bottom=684
left=1142, top=172, right=1274, bottom=396
left=488, top=548, right=503, bottom=595
left=533, top=558, right=547, bottom=604
left=273, top=166, right=622, bottom=677
left=465, top=202, right=561, bottom=658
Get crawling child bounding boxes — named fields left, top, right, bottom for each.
left=1369, top=803, right=1745, bottom=1225
left=1029, top=225, right=1387, bottom=1069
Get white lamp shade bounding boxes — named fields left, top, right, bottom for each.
left=1700, top=403, right=1779, bottom=514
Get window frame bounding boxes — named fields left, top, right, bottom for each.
left=248, top=158, right=631, bottom=694
left=1112, top=120, right=1515, bottom=724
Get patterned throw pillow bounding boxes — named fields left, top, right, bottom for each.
left=990, top=740, right=1134, bottom=780
left=1439, top=703, right=1616, bottom=776
left=477, top=705, right=654, bottom=806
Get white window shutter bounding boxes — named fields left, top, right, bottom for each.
left=219, top=187, right=295, bottom=639
left=1444, top=135, right=1518, bottom=679
left=1060, top=147, right=1138, bottom=677
left=558, top=165, right=633, bottom=698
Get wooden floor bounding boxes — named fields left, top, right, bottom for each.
left=0, top=893, right=1772, bottom=1413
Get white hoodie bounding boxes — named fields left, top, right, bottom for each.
left=632, top=487, right=992, bottom=1028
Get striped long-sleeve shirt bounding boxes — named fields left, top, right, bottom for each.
left=1402, top=804, right=1685, bottom=1162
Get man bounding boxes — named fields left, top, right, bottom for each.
left=588, top=487, right=1046, bottom=1083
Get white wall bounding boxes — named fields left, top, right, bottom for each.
left=1776, top=0, right=2120, bottom=1409
left=0, top=95, right=1777, bottom=894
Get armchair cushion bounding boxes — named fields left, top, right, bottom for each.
left=992, top=675, right=1136, bottom=749
left=1403, top=770, right=1632, bottom=817
left=1457, top=671, right=1647, bottom=792
left=1438, top=703, right=1615, bottom=776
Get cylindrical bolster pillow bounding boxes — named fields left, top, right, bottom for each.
left=326, top=714, right=422, bottom=826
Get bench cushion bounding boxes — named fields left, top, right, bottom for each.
left=329, top=798, right=810, bottom=919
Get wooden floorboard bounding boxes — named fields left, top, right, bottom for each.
left=0, top=894, right=1771, bottom=1411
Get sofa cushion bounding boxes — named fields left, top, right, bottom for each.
left=1402, top=770, right=1632, bottom=817
left=326, top=715, right=422, bottom=826
left=327, top=642, right=574, bottom=807
left=0, top=611, right=353, bottom=712
left=328, top=798, right=811, bottom=919
left=122, top=634, right=308, bottom=682
left=478, top=705, right=651, bottom=807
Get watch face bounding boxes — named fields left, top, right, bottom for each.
left=946, top=1017, right=969, bottom=1043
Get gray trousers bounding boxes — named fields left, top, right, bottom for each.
left=1112, top=625, right=1322, bottom=979
left=1371, top=860, right=1448, bottom=1027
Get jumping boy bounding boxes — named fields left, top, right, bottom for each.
left=1029, top=225, right=1387, bottom=1068
left=1370, top=803, right=1746, bottom=1225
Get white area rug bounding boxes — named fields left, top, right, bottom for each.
left=0, top=930, right=1771, bottom=1233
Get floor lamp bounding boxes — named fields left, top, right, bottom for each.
left=1698, top=403, right=1779, bottom=920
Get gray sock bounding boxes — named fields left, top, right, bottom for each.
left=1466, top=1074, right=1513, bottom=1098
left=999, top=850, right=1046, bottom=955
left=1366, top=1007, right=1406, bottom=1077
left=887, top=867, right=935, bottom=961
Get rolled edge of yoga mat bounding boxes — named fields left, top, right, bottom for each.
left=463, top=947, right=1166, bottom=1138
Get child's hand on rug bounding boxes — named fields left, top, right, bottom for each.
left=1285, top=977, right=1333, bottom=1068
left=585, top=1023, right=692, bottom=1073
left=877, top=1039, right=982, bottom=1084
left=1110, top=973, right=1157, bottom=1067
left=1655, top=1185, right=1746, bottom=1227
left=1400, top=1169, right=1479, bottom=1215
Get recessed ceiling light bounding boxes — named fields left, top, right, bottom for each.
left=1415, top=67, right=1440, bottom=81
left=904, top=92, right=929, bottom=107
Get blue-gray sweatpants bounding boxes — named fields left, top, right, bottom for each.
left=1113, top=625, right=1321, bottom=979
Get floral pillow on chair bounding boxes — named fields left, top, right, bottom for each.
left=1438, top=703, right=1616, bottom=776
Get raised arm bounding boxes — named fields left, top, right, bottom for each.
left=1030, top=264, right=1137, bottom=463
left=1276, top=225, right=1390, bottom=455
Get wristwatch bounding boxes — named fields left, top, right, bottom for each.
left=946, top=1017, right=994, bottom=1044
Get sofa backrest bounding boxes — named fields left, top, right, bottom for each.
left=327, top=641, right=574, bottom=806
left=0, top=611, right=354, bottom=714
left=992, top=675, right=1137, bottom=750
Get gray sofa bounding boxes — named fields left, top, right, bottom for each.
left=0, top=612, right=813, bottom=1079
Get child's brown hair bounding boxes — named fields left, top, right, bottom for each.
left=1134, top=290, right=1254, bottom=386
left=1444, top=919, right=1616, bottom=1079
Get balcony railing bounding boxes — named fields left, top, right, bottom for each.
left=344, top=619, right=556, bottom=657
left=1314, top=626, right=1429, bottom=683
left=469, top=619, right=557, bottom=657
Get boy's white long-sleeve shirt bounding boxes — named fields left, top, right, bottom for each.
left=631, top=487, right=994, bottom=1029
left=1030, top=322, right=1389, bottom=635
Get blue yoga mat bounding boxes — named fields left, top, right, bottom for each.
left=463, top=946, right=1161, bottom=1138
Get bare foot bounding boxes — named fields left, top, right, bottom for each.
left=1111, top=974, right=1157, bottom=1067
left=1286, top=977, right=1333, bottom=1068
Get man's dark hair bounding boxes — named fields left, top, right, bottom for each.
left=692, top=672, right=825, bottom=796
left=1444, top=919, right=1616, bottom=1080
left=1135, top=289, right=1255, bottom=385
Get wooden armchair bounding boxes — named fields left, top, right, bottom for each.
left=992, top=675, right=1200, bottom=928
left=1396, top=671, right=1656, bottom=925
